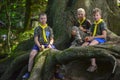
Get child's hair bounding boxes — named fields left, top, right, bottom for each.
left=77, top=8, right=85, bottom=14
left=93, top=8, right=102, bottom=15
left=39, top=13, right=47, bottom=18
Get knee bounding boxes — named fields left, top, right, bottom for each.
left=89, top=41, right=98, bottom=46
left=29, top=50, right=37, bottom=58
left=89, top=43, right=94, bottom=46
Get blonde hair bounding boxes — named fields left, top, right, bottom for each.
left=77, top=8, right=85, bottom=14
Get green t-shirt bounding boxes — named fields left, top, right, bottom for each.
left=34, top=26, right=54, bottom=44
left=90, top=21, right=107, bottom=36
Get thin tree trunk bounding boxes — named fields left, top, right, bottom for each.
left=5, top=0, right=11, bottom=53
left=24, top=0, right=32, bottom=31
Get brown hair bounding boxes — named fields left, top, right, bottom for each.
left=93, top=8, right=102, bottom=15
left=39, top=13, right=47, bottom=18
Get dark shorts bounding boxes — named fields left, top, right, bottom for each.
left=32, top=44, right=55, bottom=51
left=93, top=38, right=106, bottom=44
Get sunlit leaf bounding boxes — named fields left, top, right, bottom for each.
left=13, top=5, right=16, bottom=8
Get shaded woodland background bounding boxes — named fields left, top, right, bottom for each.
left=0, top=0, right=120, bottom=80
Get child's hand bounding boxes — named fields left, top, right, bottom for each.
left=85, top=36, right=94, bottom=42
left=47, top=44, right=52, bottom=48
left=39, top=45, right=45, bottom=51
left=79, top=26, right=84, bottom=31
left=79, top=26, right=87, bottom=32
left=89, top=36, right=94, bottom=41
left=85, top=36, right=90, bottom=42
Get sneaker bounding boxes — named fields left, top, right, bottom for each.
left=22, top=72, right=30, bottom=79
left=55, top=73, right=64, bottom=80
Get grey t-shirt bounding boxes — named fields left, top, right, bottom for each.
left=34, top=26, right=54, bottom=44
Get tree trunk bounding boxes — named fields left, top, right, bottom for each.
left=24, top=0, right=32, bottom=31
left=47, top=0, right=120, bottom=50
left=1, top=42, right=120, bottom=80
left=0, top=0, right=120, bottom=80
left=5, top=0, right=11, bottom=53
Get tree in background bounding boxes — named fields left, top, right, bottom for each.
left=0, top=0, right=48, bottom=55
left=0, top=0, right=120, bottom=80
left=0, top=0, right=48, bottom=31
left=47, top=0, right=120, bottom=49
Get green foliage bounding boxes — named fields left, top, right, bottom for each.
left=0, top=29, right=8, bottom=36
left=0, top=0, right=48, bottom=29
left=11, top=28, right=34, bottom=52
left=19, top=29, right=34, bottom=41
left=0, top=0, right=48, bottom=56
left=0, top=28, right=34, bottom=54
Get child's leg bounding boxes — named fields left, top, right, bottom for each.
left=89, top=38, right=106, bottom=45
left=89, top=40, right=99, bottom=46
left=88, top=40, right=98, bottom=66
left=28, top=45, right=39, bottom=72
left=28, top=50, right=38, bottom=72
left=22, top=49, right=38, bottom=79
left=90, top=58, right=97, bottom=66
left=22, top=45, right=39, bottom=79
left=87, top=58, right=97, bottom=72
left=82, top=42, right=89, bottom=46
left=87, top=40, right=99, bottom=72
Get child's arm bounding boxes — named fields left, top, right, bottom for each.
left=86, top=30, right=107, bottom=42
left=94, top=30, right=107, bottom=39
left=47, top=38, right=54, bottom=48
left=79, top=26, right=87, bottom=32
left=34, top=36, right=44, bottom=50
left=34, top=27, right=44, bottom=50
left=47, top=27, right=54, bottom=48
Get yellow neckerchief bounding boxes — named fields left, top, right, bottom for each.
left=92, top=19, right=103, bottom=37
left=78, top=17, right=86, bottom=26
left=39, top=23, right=48, bottom=42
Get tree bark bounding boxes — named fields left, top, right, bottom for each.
left=1, top=40, right=120, bottom=80
left=24, top=0, right=32, bottom=31
left=5, top=0, right=12, bottom=53
left=46, top=0, right=120, bottom=50
left=1, top=0, right=120, bottom=80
